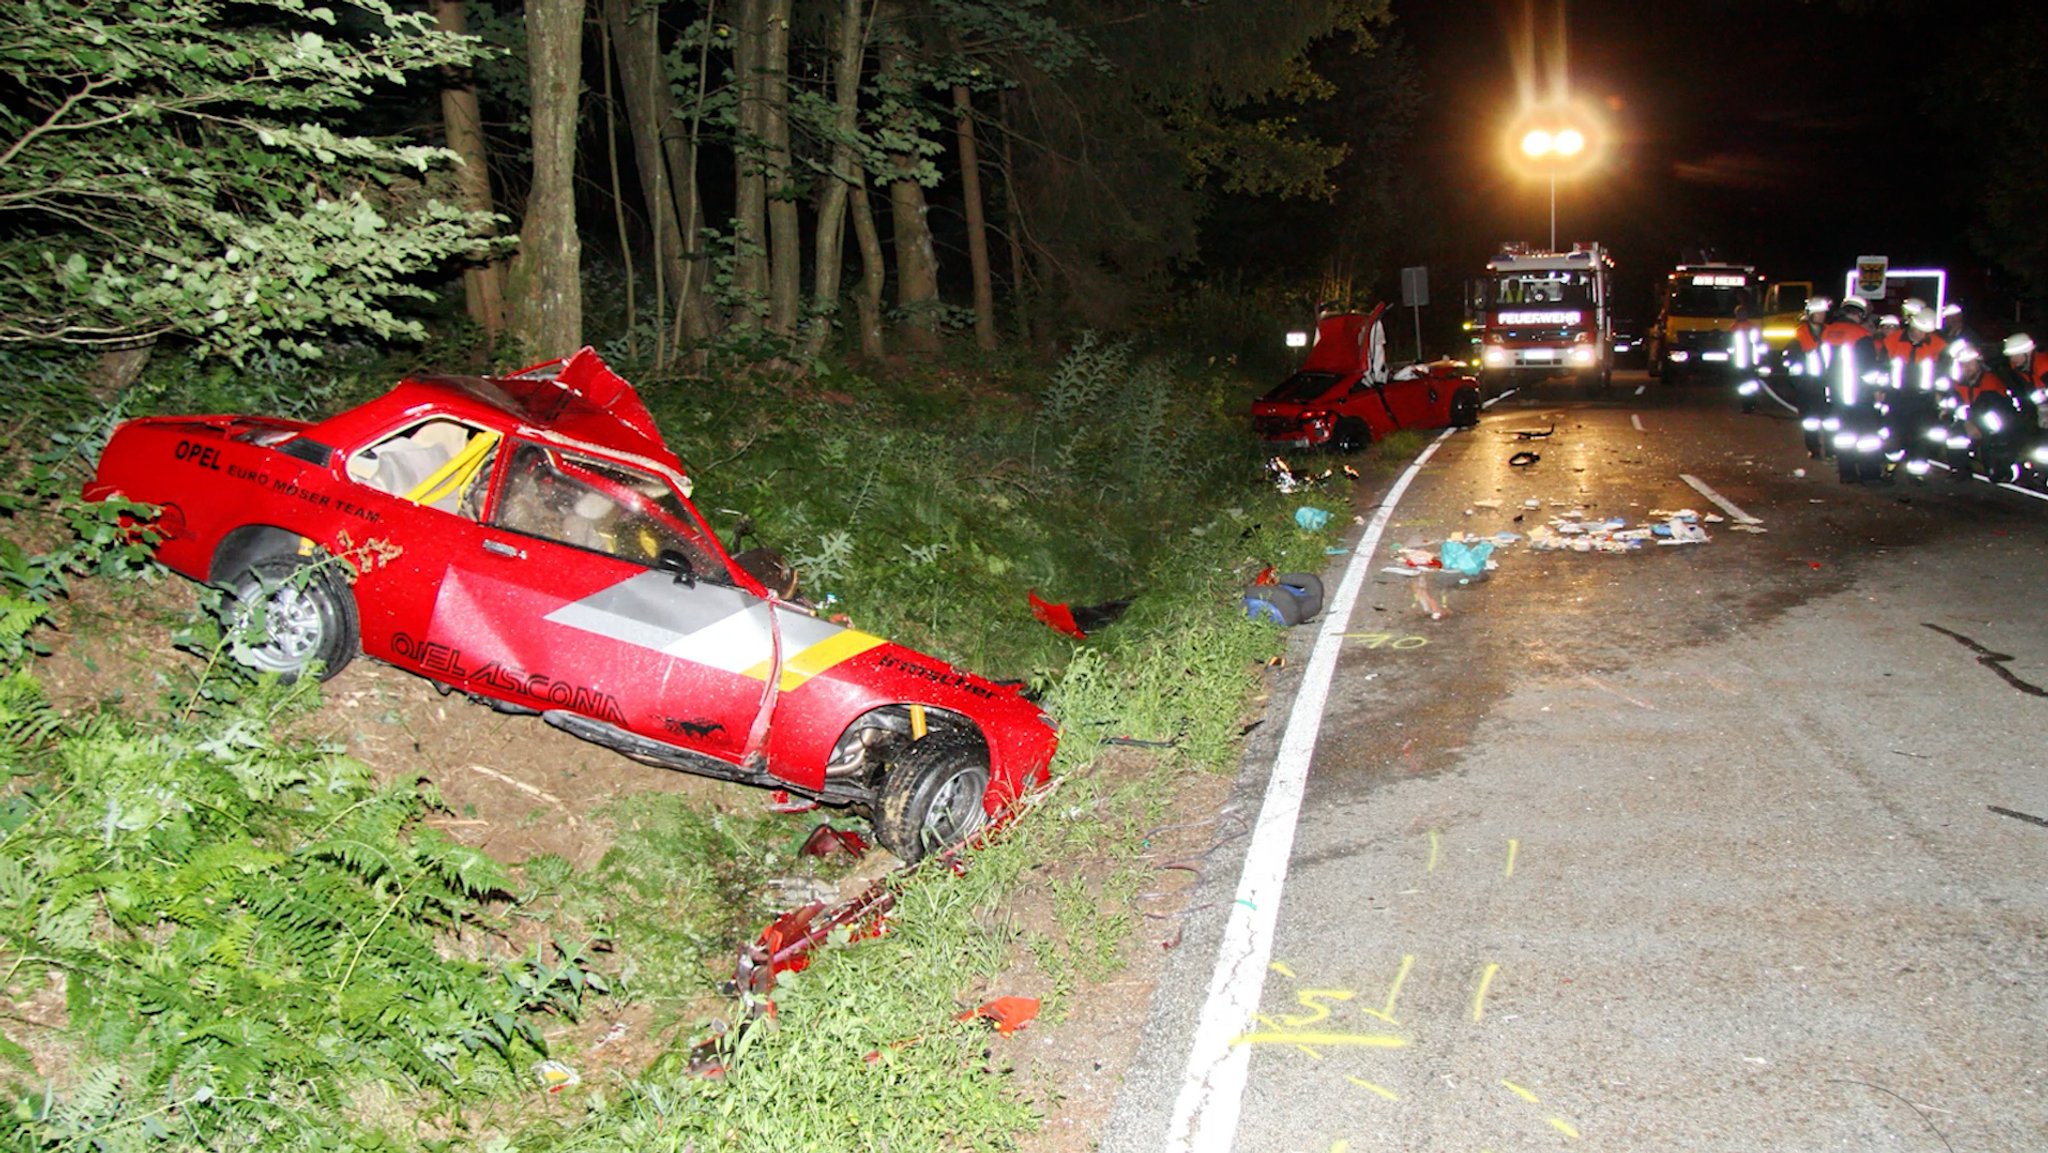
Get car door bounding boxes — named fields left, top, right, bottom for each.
left=428, top=438, right=770, bottom=764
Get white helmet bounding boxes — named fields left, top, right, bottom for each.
left=1901, top=297, right=1928, bottom=317
left=1805, top=296, right=1832, bottom=315
left=1908, top=309, right=1937, bottom=333
left=1941, top=302, right=1963, bottom=320
left=2006, top=332, right=2036, bottom=358
left=1841, top=294, right=1868, bottom=314
left=1877, top=314, right=1901, bottom=329
left=1951, top=340, right=1979, bottom=364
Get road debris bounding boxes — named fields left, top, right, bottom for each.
left=1526, top=508, right=1712, bottom=552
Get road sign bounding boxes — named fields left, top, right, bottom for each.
left=1855, top=256, right=1888, bottom=300
left=1401, top=266, right=1429, bottom=308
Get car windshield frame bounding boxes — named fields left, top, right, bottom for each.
left=1265, top=370, right=1347, bottom=403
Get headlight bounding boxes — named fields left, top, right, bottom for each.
left=1568, top=346, right=1594, bottom=365
left=1669, top=350, right=1690, bottom=363
left=1482, top=347, right=1509, bottom=367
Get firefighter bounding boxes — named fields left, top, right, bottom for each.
left=1783, top=296, right=1831, bottom=457
left=2002, top=333, right=2048, bottom=482
left=1821, top=295, right=1884, bottom=482
left=1888, top=308, right=1948, bottom=480
left=1730, top=302, right=1768, bottom=414
left=1944, top=341, right=2022, bottom=481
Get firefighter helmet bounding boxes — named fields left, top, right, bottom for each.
left=1805, top=296, right=1832, bottom=316
left=2006, top=332, right=2036, bottom=358
left=1841, top=295, right=1868, bottom=314
left=1908, top=309, right=1938, bottom=333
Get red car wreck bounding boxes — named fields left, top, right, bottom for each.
left=1251, top=303, right=1483, bottom=452
left=85, top=348, right=1057, bottom=861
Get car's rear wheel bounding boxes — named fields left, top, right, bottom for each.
left=873, top=733, right=990, bottom=863
left=1449, top=388, right=1481, bottom=427
left=223, top=554, right=358, bottom=680
left=1331, top=417, right=1372, bottom=453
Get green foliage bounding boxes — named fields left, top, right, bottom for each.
left=0, top=0, right=504, bottom=362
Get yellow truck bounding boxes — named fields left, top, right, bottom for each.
left=1646, top=262, right=1759, bottom=382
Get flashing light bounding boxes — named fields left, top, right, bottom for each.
left=1701, top=351, right=1730, bottom=362
left=1483, top=347, right=1509, bottom=367
left=1497, top=309, right=1583, bottom=326
left=1669, top=350, right=1691, bottom=363
left=1568, top=346, right=1594, bottom=365
left=1286, top=330, right=1310, bottom=348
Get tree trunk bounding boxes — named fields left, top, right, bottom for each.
left=877, top=30, right=939, bottom=354
left=599, top=14, right=638, bottom=359
left=953, top=84, right=996, bottom=351
left=88, top=343, right=154, bottom=402
left=849, top=183, right=887, bottom=359
left=762, top=0, right=800, bottom=337
left=606, top=0, right=715, bottom=359
left=730, top=0, right=770, bottom=322
left=434, top=0, right=505, bottom=346
left=806, top=0, right=867, bottom=359
left=998, top=91, right=1032, bottom=347
left=506, top=0, right=585, bottom=358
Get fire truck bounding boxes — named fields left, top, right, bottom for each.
left=1645, top=262, right=1760, bottom=381
left=1474, top=242, right=1615, bottom=389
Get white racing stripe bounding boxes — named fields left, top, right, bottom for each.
left=1680, top=472, right=1762, bottom=524
left=1164, top=425, right=1456, bottom=1153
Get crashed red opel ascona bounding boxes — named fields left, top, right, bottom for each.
left=86, top=349, right=1057, bottom=861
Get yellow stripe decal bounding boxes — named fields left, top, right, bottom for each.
left=742, top=628, right=887, bottom=690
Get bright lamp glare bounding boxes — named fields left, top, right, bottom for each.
left=1521, top=129, right=1553, bottom=158
left=1554, top=128, right=1585, bottom=156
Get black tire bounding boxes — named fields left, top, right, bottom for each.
left=224, top=554, right=359, bottom=680
left=872, top=734, right=990, bottom=863
left=1331, top=417, right=1372, bottom=453
left=1448, top=388, right=1481, bottom=428
left=1243, top=584, right=1306, bottom=626
left=1272, top=572, right=1324, bottom=619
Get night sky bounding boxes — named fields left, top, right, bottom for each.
left=1394, top=0, right=1981, bottom=321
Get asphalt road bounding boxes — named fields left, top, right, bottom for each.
left=1100, top=370, right=2048, bottom=1153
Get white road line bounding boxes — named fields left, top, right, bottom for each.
left=1635, top=384, right=1646, bottom=396
left=1680, top=473, right=1762, bottom=524
left=1164, top=426, right=1456, bottom=1153
left=1631, top=413, right=1645, bottom=432
left=1927, top=459, right=2048, bottom=504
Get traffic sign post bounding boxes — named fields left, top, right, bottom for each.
left=1401, top=266, right=1429, bottom=361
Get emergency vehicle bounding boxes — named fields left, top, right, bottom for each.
left=1647, top=262, right=1760, bottom=381
left=1474, top=242, right=1615, bottom=388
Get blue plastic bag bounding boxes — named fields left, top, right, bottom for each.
left=1295, top=506, right=1332, bottom=531
left=1439, top=538, right=1494, bottom=577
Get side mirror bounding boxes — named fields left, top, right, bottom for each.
left=656, top=548, right=697, bottom=588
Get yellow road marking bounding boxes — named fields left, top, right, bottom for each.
left=1504, top=838, right=1520, bottom=879
left=1501, top=1079, right=1540, bottom=1104
left=1229, top=1029, right=1407, bottom=1049
left=1362, top=954, right=1413, bottom=1024
left=1472, top=962, right=1500, bottom=1022
left=1427, top=829, right=1441, bottom=872
left=1271, top=961, right=1298, bottom=979
left=1345, top=1076, right=1399, bottom=1101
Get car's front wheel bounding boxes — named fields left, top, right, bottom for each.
left=873, top=734, right=991, bottom=863
left=223, top=554, right=359, bottom=680
left=1448, top=388, right=1481, bottom=428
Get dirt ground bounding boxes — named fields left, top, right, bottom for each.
left=33, top=578, right=1247, bottom=1150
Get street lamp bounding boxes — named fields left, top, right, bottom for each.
left=1507, top=107, right=1597, bottom=252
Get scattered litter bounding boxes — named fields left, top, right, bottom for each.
left=534, top=1060, right=581, bottom=1093
left=768, top=789, right=819, bottom=814
left=1522, top=497, right=1543, bottom=509
left=1731, top=523, right=1768, bottom=534
left=1793, top=467, right=1807, bottom=478
left=1028, top=590, right=1132, bottom=638
left=1526, top=507, right=1713, bottom=553
left=1509, top=451, right=1541, bottom=467
left=1509, top=422, right=1556, bottom=440
left=957, top=996, right=1041, bottom=1036
left=1267, top=456, right=1361, bottom=493
left=1472, top=499, right=1503, bottom=511
left=1381, top=566, right=1423, bottom=578
left=1295, top=506, right=1332, bottom=531
left=1440, top=538, right=1495, bottom=577
left=800, top=823, right=871, bottom=858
